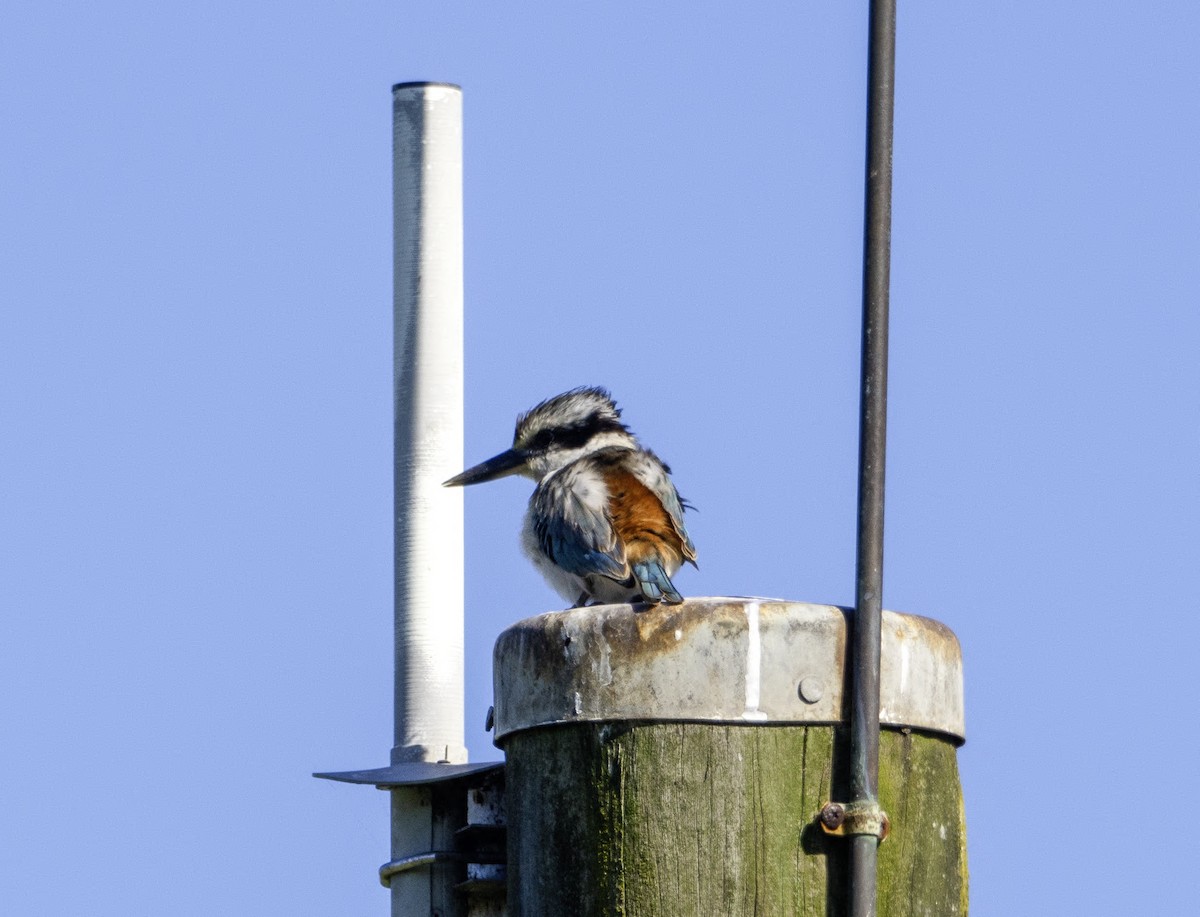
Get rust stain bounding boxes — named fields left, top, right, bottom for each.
left=884, top=610, right=962, bottom=662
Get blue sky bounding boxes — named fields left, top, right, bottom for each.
left=2, top=3, right=1197, bottom=914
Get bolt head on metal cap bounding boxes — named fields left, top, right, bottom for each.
left=799, top=676, right=825, bottom=704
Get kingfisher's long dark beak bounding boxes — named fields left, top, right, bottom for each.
left=443, top=448, right=529, bottom=487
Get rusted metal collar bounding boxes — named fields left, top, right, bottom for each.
left=819, top=801, right=891, bottom=842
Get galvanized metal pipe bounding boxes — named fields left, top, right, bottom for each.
left=849, top=3, right=896, bottom=916
left=390, top=80, right=468, bottom=917
left=391, top=81, right=468, bottom=768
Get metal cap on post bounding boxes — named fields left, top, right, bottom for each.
left=492, top=599, right=965, bottom=744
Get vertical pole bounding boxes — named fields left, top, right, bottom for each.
left=391, top=82, right=467, bottom=767
left=391, top=81, right=466, bottom=917
left=850, top=3, right=896, bottom=917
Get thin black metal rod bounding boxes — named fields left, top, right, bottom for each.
left=850, top=1, right=896, bottom=916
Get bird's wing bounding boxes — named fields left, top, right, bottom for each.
left=530, top=460, right=631, bottom=581
left=626, top=449, right=697, bottom=564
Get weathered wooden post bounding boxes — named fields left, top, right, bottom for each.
left=493, top=598, right=967, bottom=916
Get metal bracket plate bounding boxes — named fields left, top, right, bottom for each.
left=313, top=760, right=503, bottom=788
left=379, top=851, right=459, bottom=888
left=819, top=801, right=891, bottom=841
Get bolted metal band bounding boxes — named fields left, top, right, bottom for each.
left=491, top=598, right=965, bottom=744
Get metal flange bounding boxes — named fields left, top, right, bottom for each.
left=378, top=851, right=459, bottom=888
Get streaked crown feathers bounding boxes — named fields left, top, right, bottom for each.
left=513, top=386, right=630, bottom=452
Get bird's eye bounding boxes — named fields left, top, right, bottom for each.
left=534, top=429, right=555, bottom=448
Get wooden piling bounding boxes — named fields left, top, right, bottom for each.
left=493, top=599, right=967, bottom=916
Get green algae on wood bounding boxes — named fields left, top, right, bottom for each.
left=504, top=723, right=966, bottom=916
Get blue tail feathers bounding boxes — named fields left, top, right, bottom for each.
left=632, top=560, right=684, bottom=605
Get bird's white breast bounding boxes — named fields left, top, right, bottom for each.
left=519, top=505, right=586, bottom=603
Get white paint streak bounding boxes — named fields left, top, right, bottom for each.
left=742, top=601, right=768, bottom=721
left=598, top=638, right=612, bottom=686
